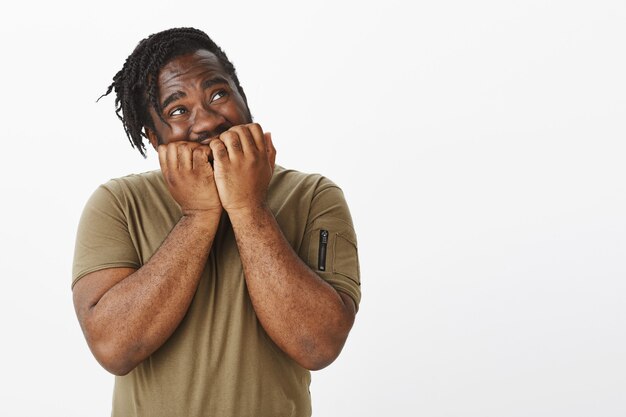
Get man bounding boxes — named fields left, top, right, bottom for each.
left=72, top=27, right=360, bottom=416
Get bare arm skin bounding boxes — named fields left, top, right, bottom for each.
left=229, top=206, right=356, bottom=370
left=73, top=143, right=221, bottom=376
left=210, top=124, right=357, bottom=370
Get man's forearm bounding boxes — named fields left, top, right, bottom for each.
left=77, top=210, right=221, bottom=375
left=228, top=205, right=355, bottom=370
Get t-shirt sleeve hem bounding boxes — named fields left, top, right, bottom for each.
left=326, top=277, right=361, bottom=312
left=71, top=262, right=140, bottom=289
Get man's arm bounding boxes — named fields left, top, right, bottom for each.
left=229, top=207, right=357, bottom=370
left=210, top=124, right=357, bottom=370
left=73, top=142, right=221, bottom=376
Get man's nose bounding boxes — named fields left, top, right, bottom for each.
left=190, top=107, right=228, bottom=140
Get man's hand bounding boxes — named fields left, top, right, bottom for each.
left=158, top=141, right=222, bottom=216
left=209, top=123, right=276, bottom=213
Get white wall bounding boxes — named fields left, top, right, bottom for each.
left=0, top=1, right=624, bottom=416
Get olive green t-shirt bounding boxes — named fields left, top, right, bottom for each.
left=72, top=165, right=360, bottom=417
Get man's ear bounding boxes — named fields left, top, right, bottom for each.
left=146, top=127, right=159, bottom=151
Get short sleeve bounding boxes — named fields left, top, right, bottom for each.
left=299, top=183, right=361, bottom=310
left=72, top=184, right=140, bottom=288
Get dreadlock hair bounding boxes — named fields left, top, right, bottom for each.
left=99, top=27, right=249, bottom=157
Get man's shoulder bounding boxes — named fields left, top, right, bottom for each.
left=272, top=165, right=340, bottom=195
left=100, top=170, right=165, bottom=197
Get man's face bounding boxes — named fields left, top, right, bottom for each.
left=146, top=49, right=251, bottom=147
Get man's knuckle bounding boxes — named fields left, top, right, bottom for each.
left=221, top=131, right=235, bottom=141
left=166, top=173, right=177, bottom=186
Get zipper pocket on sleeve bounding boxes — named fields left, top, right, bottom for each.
left=318, top=230, right=329, bottom=271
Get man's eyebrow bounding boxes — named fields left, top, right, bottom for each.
left=202, top=75, right=228, bottom=90
left=202, top=76, right=229, bottom=90
left=161, top=91, right=186, bottom=110
left=160, top=77, right=230, bottom=111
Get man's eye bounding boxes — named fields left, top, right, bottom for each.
left=169, top=108, right=186, bottom=117
left=211, top=90, right=227, bottom=102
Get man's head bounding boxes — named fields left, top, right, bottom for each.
left=101, top=27, right=251, bottom=157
